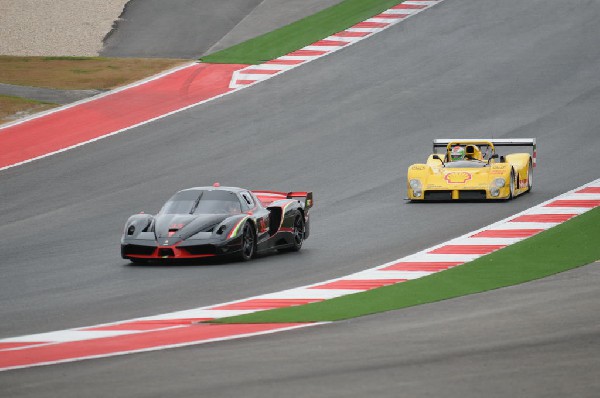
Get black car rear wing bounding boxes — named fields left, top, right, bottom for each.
left=433, top=138, right=537, bottom=167
left=253, top=190, right=314, bottom=209
left=287, top=191, right=314, bottom=209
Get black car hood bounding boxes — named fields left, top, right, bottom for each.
left=154, top=213, right=227, bottom=239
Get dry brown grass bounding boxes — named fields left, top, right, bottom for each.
left=0, top=95, right=58, bottom=124
left=0, top=56, right=190, bottom=90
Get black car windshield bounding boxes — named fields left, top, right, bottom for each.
left=160, top=190, right=242, bottom=215
left=445, top=160, right=488, bottom=168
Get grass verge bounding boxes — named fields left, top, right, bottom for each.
left=201, top=0, right=406, bottom=64
left=0, top=95, right=58, bottom=124
left=213, top=206, right=600, bottom=323
left=0, top=56, right=189, bottom=90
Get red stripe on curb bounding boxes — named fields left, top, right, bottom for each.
left=545, top=200, right=600, bottom=208
left=374, top=13, right=409, bottom=19
left=0, top=323, right=306, bottom=370
left=576, top=187, right=600, bottom=193
left=309, top=279, right=406, bottom=290
left=470, top=229, right=543, bottom=238
left=510, top=214, right=576, bottom=223
left=288, top=49, right=328, bottom=56
left=211, top=299, right=323, bottom=310
left=381, top=262, right=463, bottom=271
left=265, top=59, right=305, bottom=65
left=0, top=63, right=248, bottom=169
left=0, top=342, right=47, bottom=351
left=392, top=3, right=428, bottom=9
left=333, top=31, right=371, bottom=37
left=353, top=22, right=389, bottom=28
left=82, top=319, right=213, bottom=331
left=240, top=69, right=281, bottom=75
left=235, top=80, right=257, bottom=85
left=312, top=40, right=349, bottom=47
left=429, top=245, right=506, bottom=254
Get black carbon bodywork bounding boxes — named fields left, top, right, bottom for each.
left=121, top=186, right=312, bottom=263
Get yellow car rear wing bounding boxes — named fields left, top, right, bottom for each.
left=433, top=138, right=537, bottom=167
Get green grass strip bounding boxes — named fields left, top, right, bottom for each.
left=200, top=0, right=405, bottom=65
left=214, top=207, right=600, bottom=323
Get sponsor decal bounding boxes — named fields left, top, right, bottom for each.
left=444, top=172, right=472, bottom=184
left=411, top=165, right=426, bottom=171
left=520, top=178, right=528, bottom=186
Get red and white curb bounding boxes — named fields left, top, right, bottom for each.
left=0, top=62, right=197, bottom=132
left=1, top=178, right=598, bottom=371
left=229, top=0, right=444, bottom=88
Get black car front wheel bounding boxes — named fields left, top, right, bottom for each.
left=238, top=222, right=256, bottom=261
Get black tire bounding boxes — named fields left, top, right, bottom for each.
left=527, top=159, right=533, bottom=192
left=279, top=214, right=305, bottom=253
left=238, top=222, right=256, bottom=262
left=509, top=169, right=516, bottom=199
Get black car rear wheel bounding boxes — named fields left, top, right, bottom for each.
left=280, top=214, right=305, bottom=252
left=238, top=223, right=256, bottom=261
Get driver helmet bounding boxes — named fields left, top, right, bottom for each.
left=450, top=145, right=465, bottom=161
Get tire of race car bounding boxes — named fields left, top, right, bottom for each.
left=279, top=213, right=305, bottom=252
left=527, top=159, right=533, bottom=192
left=238, top=222, right=256, bottom=261
left=509, top=169, right=516, bottom=199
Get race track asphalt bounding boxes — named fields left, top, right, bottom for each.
left=1, top=0, right=600, bottom=396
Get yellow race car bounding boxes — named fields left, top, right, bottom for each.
left=407, top=138, right=536, bottom=201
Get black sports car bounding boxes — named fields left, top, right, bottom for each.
left=121, top=184, right=313, bottom=263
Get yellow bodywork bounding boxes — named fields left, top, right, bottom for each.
left=407, top=140, right=533, bottom=201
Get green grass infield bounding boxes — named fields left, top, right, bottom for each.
left=200, top=0, right=407, bottom=65
left=212, top=206, right=600, bottom=323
